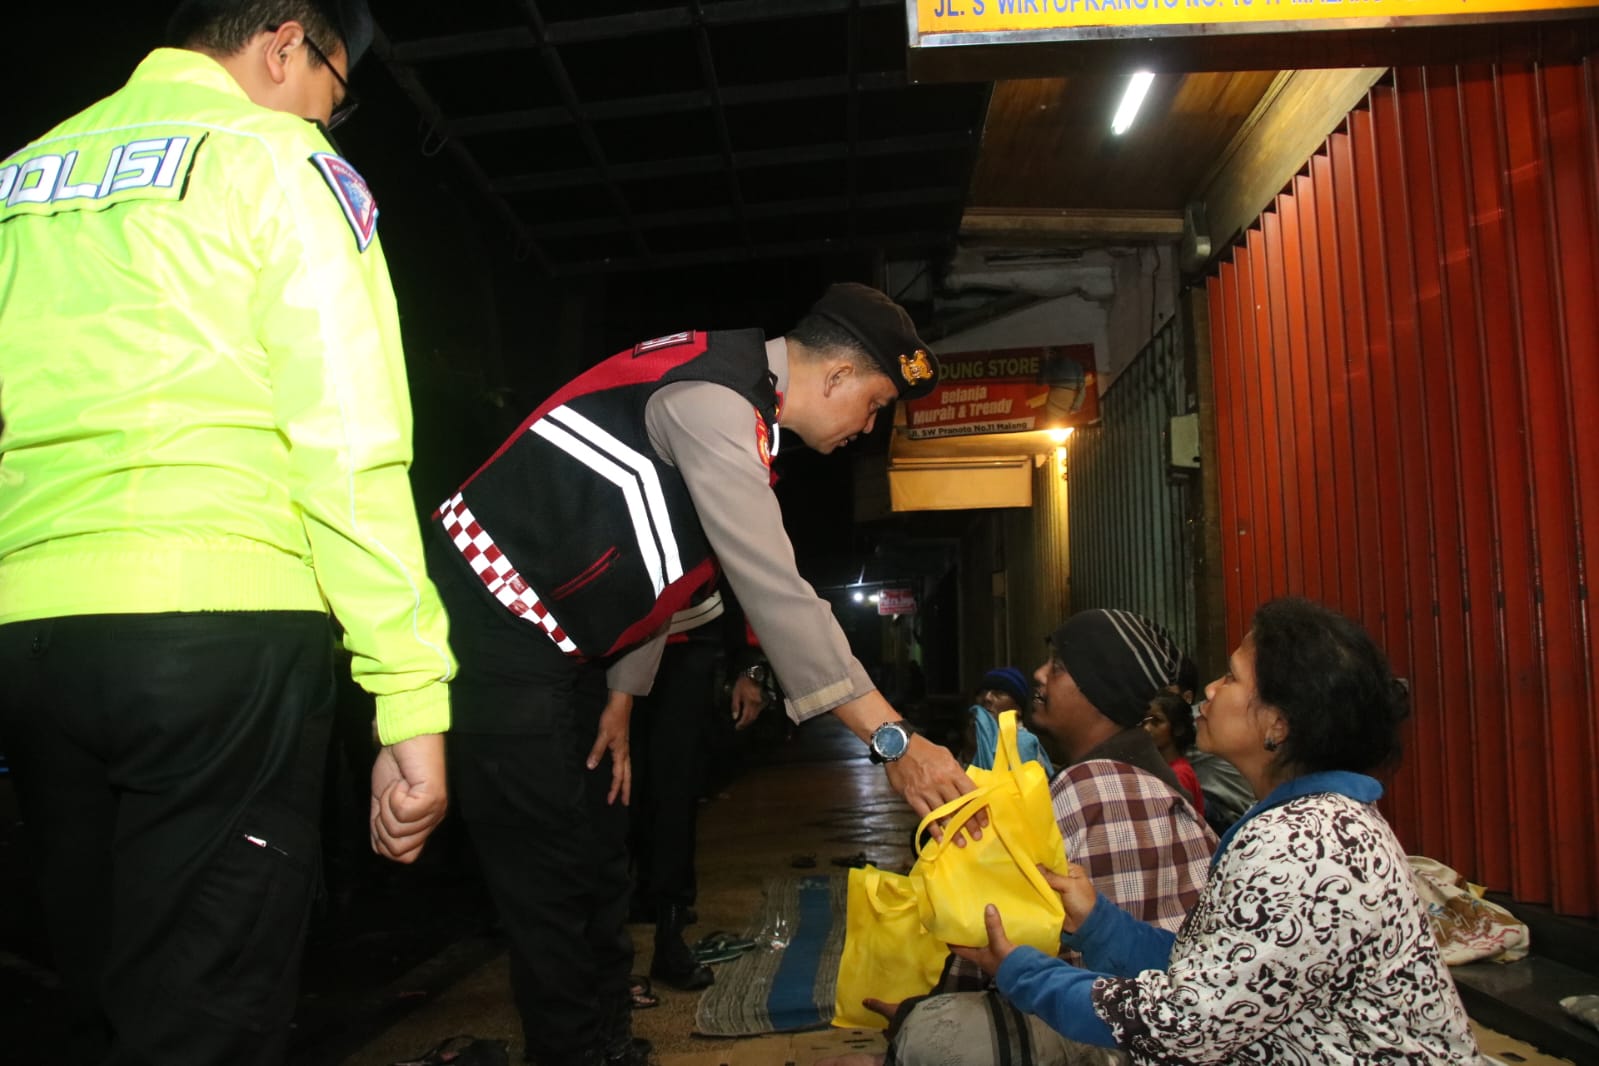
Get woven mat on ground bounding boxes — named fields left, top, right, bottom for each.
left=693, top=875, right=845, bottom=1037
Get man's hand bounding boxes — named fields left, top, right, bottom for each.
left=1041, top=863, right=1097, bottom=934
left=949, top=903, right=1019, bottom=978
left=370, top=732, right=447, bottom=864
left=731, top=674, right=765, bottom=730
left=885, top=732, right=979, bottom=822
left=830, top=693, right=982, bottom=840
left=587, top=690, right=633, bottom=805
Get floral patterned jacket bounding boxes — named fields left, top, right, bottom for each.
left=996, top=772, right=1483, bottom=1065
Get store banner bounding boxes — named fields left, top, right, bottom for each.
left=878, top=588, right=918, bottom=615
left=903, top=344, right=1098, bottom=440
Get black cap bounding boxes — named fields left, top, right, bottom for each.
left=807, top=283, right=940, bottom=400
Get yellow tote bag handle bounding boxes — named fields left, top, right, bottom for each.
left=992, top=706, right=1025, bottom=773
left=987, top=711, right=1064, bottom=870
left=956, top=731, right=1065, bottom=922
left=912, top=779, right=1000, bottom=861
left=907, top=711, right=1068, bottom=950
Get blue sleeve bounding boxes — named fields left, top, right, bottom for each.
left=1016, top=725, right=1055, bottom=777
left=1063, top=894, right=1177, bottom=977
left=994, top=947, right=1118, bottom=1047
left=970, top=706, right=998, bottom=770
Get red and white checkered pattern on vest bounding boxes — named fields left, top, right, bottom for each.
left=437, top=492, right=577, bottom=653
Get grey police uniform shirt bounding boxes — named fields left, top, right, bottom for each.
left=601, top=337, right=874, bottom=720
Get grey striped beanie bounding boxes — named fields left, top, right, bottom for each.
left=1048, top=609, right=1183, bottom=727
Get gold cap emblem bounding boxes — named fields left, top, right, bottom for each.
left=899, top=349, right=934, bottom=386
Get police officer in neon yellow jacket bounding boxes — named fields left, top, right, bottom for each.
left=0, top=2, right=453, bottom=1062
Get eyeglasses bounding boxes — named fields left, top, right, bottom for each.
left=302, top=34, right=360, bottom=130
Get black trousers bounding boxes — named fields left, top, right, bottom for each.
left=428, top=535, right=633, bottom=1066
left=628, top=639, right=717, bottom=909
left=0, top=611, right=335, bottom=1066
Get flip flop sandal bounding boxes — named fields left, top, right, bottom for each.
left=628, top=975, right=659, bottom=1010
left=691, top=931, right=757, bottom=963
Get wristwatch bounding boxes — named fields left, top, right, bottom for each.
left=867, top=721, right=912, bottom=764
left=742, top=663, right=770, bottom=685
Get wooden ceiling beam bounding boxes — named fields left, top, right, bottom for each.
left=550, top=229, right=951, bottom=276
left=446, top=73, right=907, bottom=137
left=1190, top=68, right=1385, bottom=268
left=390, top=0, right=899, bottom=59
left=545, top=0, right=897, bottom=44
left=960, top=208, right=1184, bottom=244
left=495, top=130, right=974, bottom=192
left=530, top=186, right=964, bottom=239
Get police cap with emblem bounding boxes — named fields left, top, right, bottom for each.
left=808, top=283, right=940, bottom=400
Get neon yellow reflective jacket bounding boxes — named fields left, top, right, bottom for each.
left=0, top=49, right=453, bottom=742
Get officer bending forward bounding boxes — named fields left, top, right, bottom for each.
left=425, top=283, right=973, bottom=1066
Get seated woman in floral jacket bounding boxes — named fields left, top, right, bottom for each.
left=955, top=596, right=1483, bottom=1065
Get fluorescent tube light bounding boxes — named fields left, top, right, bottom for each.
left=1111, top=71, right=1155, bottom=135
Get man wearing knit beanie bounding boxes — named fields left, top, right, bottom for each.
left=874, top=609, right=1217, bottom=1066
left=1035, top=608, right=1188, bottom=761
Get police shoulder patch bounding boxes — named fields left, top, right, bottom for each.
left=310, top=152, right=378, bottom=252
left=634, top=331, right=694, bottom=355
left=755, top=412, right=773, bottom=469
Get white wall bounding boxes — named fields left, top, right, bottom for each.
left=904, top=242, right=1179, bottom=395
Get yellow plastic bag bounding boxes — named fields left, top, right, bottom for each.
left=908, top=710, right=1069, bottom=952
left=833, top=865, right=950, bottom=1030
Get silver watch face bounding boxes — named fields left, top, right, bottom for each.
left=872, top=722, right=910, bottom=760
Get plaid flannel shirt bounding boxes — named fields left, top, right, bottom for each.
left=938, top=749, right=1217, bottom=991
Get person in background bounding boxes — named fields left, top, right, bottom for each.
left=0, top=3, right=452, bottom=1063
left=959, top=597, right=1482, bottom=1065
left=630, top=585, right=767, bottom=992
left=960, top=666, right=1053, bottom=777
left=1171, top=656, right=1252, bottom=833
left=1142, top=692, right=1203, bottom=818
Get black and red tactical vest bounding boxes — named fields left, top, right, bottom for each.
left=433, top=329, right=779, bottom=659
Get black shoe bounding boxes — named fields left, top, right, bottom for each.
left=401, top=1036, right=508, bottom=1065
left=649, top=904, right=714, bottom=991
left=650, top=947, right=714, bottom=991
left=605, top=1036, right=654, bottom=1065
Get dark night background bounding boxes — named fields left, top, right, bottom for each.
left=1, top=9, right=955, bottom=1058
left=1, top=3, right=906, bottom=587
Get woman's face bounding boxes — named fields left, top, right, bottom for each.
left=1198, top=634, right=1273, bottom=762
left=1142, top=704, right=1173, bottom=750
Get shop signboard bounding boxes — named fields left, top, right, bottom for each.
left=878, top=588, right=918, bottom=615
left=903, top=344, right=1098, bottom=441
